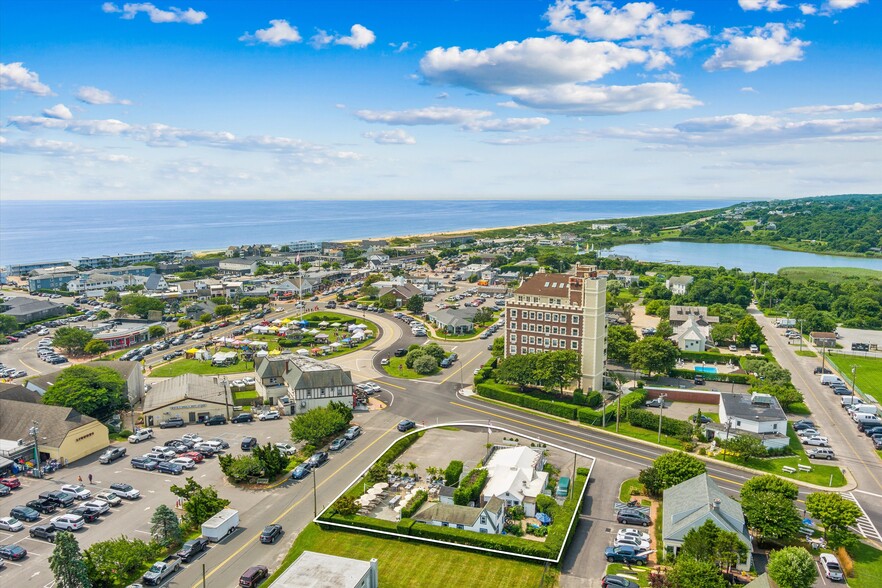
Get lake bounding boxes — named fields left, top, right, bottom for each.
left=605, top=241, right=882, bottom=274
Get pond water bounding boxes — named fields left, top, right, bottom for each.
left=605, top=241, right=882, bottom=274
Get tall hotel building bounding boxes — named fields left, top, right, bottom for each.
left=505, top=264, right=607, bottom=391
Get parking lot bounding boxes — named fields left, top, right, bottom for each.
left=0, top=417, right=296, bottom=586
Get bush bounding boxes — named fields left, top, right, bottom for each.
left=444, top=460, right=463, bottom=486
left=536, top=494, right=557, bottom=514
left=628, top=409, right=694, bottom=441
left=412, top=355, right=438, bottom=374
left=405, top=348, right=425, bottom=369
left=401, top=490, right=428, bottom=518
left=577, top=389, right=647, bottom=425
left=453, top=468, right=488, bottom=506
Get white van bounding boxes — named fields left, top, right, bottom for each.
left=820, top=374, right=843, bottom=386
left=853, top=413, right=882, bottom=426
left=850, top=405, right=879, bottom=418
left=841, top=397, right=863, bottom=408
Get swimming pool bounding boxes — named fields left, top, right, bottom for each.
left=694, top=366, right=718, bottom=374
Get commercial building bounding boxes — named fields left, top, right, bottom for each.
left=708, top=392, right=789, bottom=449
left=141, top=374, right=232, bottom=427
left=7, top=260, right=73, bottom=277
left=75, top=250, right=189, bottom=269
left=219, top=258, right=260, bottom=276
left=810, top=332, right=837, bottom=348
left=269, top=551, right=378, bottom=588
left=92, top=319, right=160, bottom=350
left=27, top=267, right=79, bottom=292
left=0, top=297, right=67, bottom=325
left=255, top=355, right=354, bottom=411
left=505, top=264, right=607, bottom=392
left=427, top=307, right=478, bottom=334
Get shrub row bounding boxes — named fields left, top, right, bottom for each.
left=627, top=409, right=694, bottom=441
left=573, top=388, right=603, bottom=408
left=477, top=381, right=579, bottom=419
left=444, top=460, right=463, bottom=486
left=576, top=390, right=647, bottom=426
left=453, top=468, right=488, bottom=506
left=669, top=369, right=752, bottom=384
left=400, top=490, right=428, bottom=519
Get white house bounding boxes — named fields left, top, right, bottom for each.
left=712, top=392, right=789, bottom=449
left=665, top=276, right=694, bottom=295
left=413, top=496, right=505, bottom=534
left=673, top=317, right=711, bottom=352
left=481, top=446, right=549, bottom=517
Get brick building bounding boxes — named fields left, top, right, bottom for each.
left=505, top=264, right=607, bottom=391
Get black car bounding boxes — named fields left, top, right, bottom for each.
left=69, top=505, right=101, bottom=523
left=241, top=437, right=258, bottom=450
left=617, top=509, right=651, bottom=527
left=29, top=524, right=57, bottom=542
left=176, top=537, right=209, bottom=562
left=204, top=415, right=227, bottom=426
left=690, top=414, right=712, bottom=424
left=231, top=413, right=254, bottom=423
left=259, top=524, right=282, bottom=544
left=792, top=420, right=816, bottom=431
left=602, top=576, right=640, bottom=588
left=10, top=506, right=41, bottom=522
left=27, top=499, right=58, bottom=515
left=160, top=417, right=185, bottom=429
left=306, top=451, right=328, bottom=467
left=397, top=419, right=416, bottom=432
left=874, top=438, right=882, bottom=450
left=0, top=544, right=27, bottom=560
left=393, top=348, right=408, bottom=357
left=863, top=426, right=882, bottom=437
left=40, top=491, right=75, bottom=508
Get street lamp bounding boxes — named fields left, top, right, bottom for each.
left=28, top=421, right=41, bottom=478
left=850, top=366, right=858, bottom=406
left=656, top=393, right=667, bottom=444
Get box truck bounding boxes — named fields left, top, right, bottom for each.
left=201, top=508, right=239, bottom=542
left=776, top=318, right=797, bottom=328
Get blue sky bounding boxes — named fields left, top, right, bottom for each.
left=1, top=0, right=880, bottom=200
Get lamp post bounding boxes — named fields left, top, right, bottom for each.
left=851, top=366, right=858, bottom=406
left=28, top=421, right=41, bottom=477
left=656, top=394, right=667, bottom=444
left=312, top=467, right=318, bottom=517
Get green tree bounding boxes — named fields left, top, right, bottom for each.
left=150, top=504, right=183, bottom=548
left=199, top=313, right=212, bottom=324
left=251, top=443, right=288, bottom=478
left=741, top=492, right=801, bottom=542
left=332, top=495, right=360, bottom=516
left=496, top=354, right=538, bottom=390
left=210, top=296, right=228, bottom=305
left=714, top=530, right=749, bottom=574
left=215, top=304, right=234, bottom=317
left=740, top=475, right=798, bottom=501
left=805, top=492, right=863, bottom=548
left=535, top=350, right=581, bottom=394
left=84, top=536, right=160, bottom=588
left=752, top=381, right=803, bottom=410
left=218, top=454, right=263, bottom=483
left=239, top=297, right=259, bottom=310
left=49, top=530, right=92, bottom=588
left=405, top=348, right=426, bottom=369
left=668, top=557, right=727, bottom=588
left=711, top=322, right=738, bottom=344
left=681, top=520, right=720, bottom=563
left=95, top=310, right=111, bottom=320
left=607, top=325, right=638, bottom=364
left=424, top=254, right=439, bottom=270
left=720, top=434, right=766, bottom=463
left=473, top=307, right=495, bottom=325
left=629, top=336, right=678, bottom=377
left=413, top=355, right=439, bottom=374
left=422, top=342, right=446, bottom=362
left=0, top=314, right=20, bottom=335
left=148, top=325, right=166, bottom=339
left=52, top=326, right=94, bottom=356
left=289, top=405, right=348, bottom=446
left=639, top=452, right=706, bottom=496
left=491, top=337, right=505, bottom=358
left=43, top=365, right=129, bottom=421
left=169, top=477, right=231, bottom=529
left=120, top=294, right=165, bottom=318
left=766, top=546, right=818, bottom=588
left=83, top=339, right=110, bottom=355
left=378, top=292, right=398, bottom=309
left=103, top=290, right=120, bottom=303
left=178, top=318, right=193, bottom=329
left=736, top=315, right=765, bottom=346
left=406, top=295, right=424, bottom=314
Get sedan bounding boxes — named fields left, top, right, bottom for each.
left=645, top=398, right=664, bottom=408
left=329, top=438, right=347, bottom=451
left=617, top=528, right=651, bottom=543
left=156, top=461, right=184, bottom=475
left=95, top=492, right=122, bottom=506
left=0, top=485, right=9, bottom=497
left=259, top=524, right=283, bottom=544
left=307, top=452, right=329, bottom=467
left=243, top=377, right=256, bottom=386
left=797, top=428, right=820, bottom=439
left=210, top=437, right=230, bottom=449
left=0, top=517, right=24, bottom=532
left=109, top=483, right=141, bottom=500
left=602, top=576, right=639, bottom=588
left=0, top=544, right=27, bottom=560
left=344, top=426, right=362, bottom=440
left=169, top=457, right=196, bottom=470
left=182, top=451, right=205, bottom=463
left=290, top=464, right=311, bottom=480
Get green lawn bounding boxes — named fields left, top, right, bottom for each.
left=827, top=353, right=882, bottom=398
left=605, top=564, right=651, bottom=587
left=150, top=358, right=253, bottom=377
left=619, top=478, right=644, bottom=502
left=381, top=356, right=435, bottom=379
left=779, top=266, right=882, bottom=285
left=795, top=350, right=817, bottom=357
left=847, top=541, right=882, bottom=588
left=232, top=389, right=259, bottom=401
left=605, top=422, right=692, bottom=451
left=265, top=523, right=558, bottom=588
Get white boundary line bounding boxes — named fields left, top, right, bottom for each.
left=840, top=491, right=882, bottom=543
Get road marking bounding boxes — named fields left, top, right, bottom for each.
left=438, top=354, right=483, bottom=384
left=853, top=489, right=882, bottom=499
left=376, top=379, right=406, bottom=391
left=190, top=425, right=396, bottom=588
left=840, top=491, right=882, bottom=542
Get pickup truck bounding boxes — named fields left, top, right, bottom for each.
left=142, top=555, right=181, bottom=585
left=99, top=446, right=127, bottom=464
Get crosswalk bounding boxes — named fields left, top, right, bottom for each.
left=840, top=491, right=882, bottom=542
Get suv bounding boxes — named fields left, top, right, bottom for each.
left=160, top=417, right=185, bottom=429
left=344, top=425, right=362, bottom=440
left=231, top=413, right=254, bottom=423
left=397, top=420, right=416, bottom=432
left=239, top=565, right=268, bottom=587
left=51, top=514, right=85, bottom=531
left=176, top=537, right=209, bottom=562
left=109, top=483, right=141, bottom=499
left=99, top=446, right=127, bottom=463
left=241, top=437, right=258, bottom=450
left=204, top=415, right=227, bottom=426
left=128, top=428, right=154, bottom=443
left=807, top=448, right=836, bottom=460
left=617, top=509, right=651, bottom=527
left=131, top=456, right=159, bottom=471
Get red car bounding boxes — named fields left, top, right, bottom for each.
left=5, top=336, right=18, bottom=343
left=0, top=477, right=21, bottom=489
left=182, top=451, right=204, bottom=463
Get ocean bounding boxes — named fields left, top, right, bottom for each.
left=0, top=199, right=740, bottom=266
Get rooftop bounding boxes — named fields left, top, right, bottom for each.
left=142, top=374, right=230, bottom=413
left=663, top=473, right=750, bottom=546
left=720, top=392, right=786, bottom=422
left=268, top=551, right=374, bottom=588
left=0, top=399, right=101, bottom=448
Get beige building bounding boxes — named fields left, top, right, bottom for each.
left=141, top=374, right=232, bottom=427
left=506, top=264, right=607, bottom=391
left=269, top=551, right=378, bottom=588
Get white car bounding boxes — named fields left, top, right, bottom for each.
left=617, top=528, right=651, bottom=542
left=95, top=491, right=122, bottom=506
left=819, top=553, right=844, bottom=582
left=182, top=434, right=204, bottom=444
left=614, top=535, right=650, bottom=550
left=243, top=377, right=256, bottom=385
left=803, top=436, right=830, bottom=447
left=232, top=379, right=246, bottom=387
left=259, top=411, right=281, bottom=421
left=51, top=514, right=85, bottom=531
left=363, top=382, right=381, bottom=394
left=380, top=358, right=390, bottom=365
left=82, top=499, right=111, bottom=514
left=274, top=442, right=297, bottom=456
left=150, top=446, right=176, bottom=459
left=108, top=483, right=140, bottom=499
left=169, top=457, right=196, bottom=470
left=60, top=484, right=92, bottom=500
left=0, top=516, right=24, bottom=532
left=128, top=428, right=154, bottom=443
left=204, top=440, right=225, bottom=452
left=191, top=332, right=205, bottom=340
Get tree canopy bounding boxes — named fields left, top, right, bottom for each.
left=289, top=403, right=350, bottom=447
left=50, top=531, right=92, bottom=588
left=766, top=547, right=818, bottom=588
left=52, top=326, right=94, bottom=356
left=169, top=477, right=230, bottom=528
left=120, top=294, right=164, bottom=318
left=638, top=452, right=706, bottom=497
left=629, top=336, right=678, bottom=377
left=43, top=365, right=129, bottom=421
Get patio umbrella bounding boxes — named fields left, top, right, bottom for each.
left=296, top=348, right=309, bottom=355
left=357, top=496, right=373, bottom=506
left=280, top=317, right=292, bottom=324
left=329, top=342, right=342, bottom=348
left=373, top=482, right=389, bottom=490
left=535, top=512, right=552, bottom=525
left=318, top=321, right=329, bottom=327
left=367, top=487, right=383, bottom=495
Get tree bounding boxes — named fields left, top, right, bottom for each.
left=720, top=434, right=766, bottom=463
left=406, top=295, right=424, bottom=314
left=215, top=304, right=234, bottom=317
left=629, top=336, right=678, bottom=377
left=289, top=405, right=349, bottom=446
left=0, top=314, right=20, bottom=335
left=199, top=313, right=213, bottom=324
left=496, top=354, right=538, bottom=390
left=736, top=316, right=766, bottom=347
left=491, top=337, right=505, bottom=358
left=752, top=381, right=803, bottom=410
left=766, top=546, right=818, bottom=588
left=251, top=443, right=288, bottom=478
left=413, top=355, right=438, bottom=375
left=218, top=454, right=263, bottom=483
left=668, top=557, right=727, bottom=588
left=332, top=495, right=360, bottom=516
left=639, top=452, right=706, bottom=496
left=535, top=350, right=581, bottom=394
left=805, top=492, right=862, bottom=548
left=714, top=530, right=749, bottom=574
left=422, top=342, right=446, bottom=362
left=95, top=310, right=111, bottom=320
left=473, top=307, right=495, bottom=325
left=405, top=348, right=426, bottom=369
left=120, top=294, right=164, bottom=318
left=711, top=323, right=738, bottom=344
left=103, top=290, right=120, bottom=303
left=83, top=339, right=109, bottom=355
left=148, top=325, right=166, bottom=339
left=50, top=530, right=91, bottom=588
left=424, top=254, right=439, bottom=270
left=681, top=520, right=720, bottom=563
left=84, top=536, right=160, bottom=588
left=239, top=297, right=259, bottom=310
left=169, top=477, right=231, bottom=529
left=52, top=326, right=94, bottom=355
left=43, top=365, right=129, bottom=421
left=655, top=319, right=674, bottom=339
left=607, top=325, right=638, bottom=364
left=150, top=504, right=182, bottom=548
left=378, top=292, right=398, bottom=309
left=741, top=492, right=802, bottom=542
left=740, top=475, right=798, bottom=501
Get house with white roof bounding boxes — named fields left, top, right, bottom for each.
left=674, top=317, right=711, bottom=352
left=665, top=276, right=694, bottom=295
left=481, top=445, right=548, bottom=517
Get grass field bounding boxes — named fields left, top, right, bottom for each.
left=265, top=523, right=559, bottom=588
left=795, top=350, right=817, bottom=357
left=847, top=541, right=882, bottom=588
left=619, top=478, right=644, bottom=502
left=150, top=359, right=252, bottom=377
left=827, top=353, right=882, bottom=398
left=381, top=356, right=436, bottom=379
left=779, top=266, right=882, bottom=285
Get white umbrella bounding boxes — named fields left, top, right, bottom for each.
left=356, top=323, right=368, bottom=329
left=357, top=496, right=373, bottom=506
left=256, top=350, right=269, bottom=357
left=330, top=322, right=342, bottom=327
left=329, top=342, right=342, bottom=348
left=373, top=482, right=389, bottom=490
left=318, top=321, right=329, bottom=327
left=309, top=328, right=320, bottom=335
left=296, top=348, right=309, bottom=355
left=367, top=487, right=383, bottom=495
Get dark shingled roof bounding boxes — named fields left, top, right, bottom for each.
left=0, top=399, right=101, bottom=448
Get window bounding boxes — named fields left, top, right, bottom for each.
left=573, top=316, right=580, bottom=324
left=552, top=326, right=558, bottom=334
left=509, top=322, right=517, bottom=330
left=529, top=336, right=535, bottom=344
left=544, top=325, right=550, bottom=333
left=736, top=420, right=741, bottom=427
left=552, top=339, right=558, bottom=348
left=510, top=345, right=517, bottom=355
left=529, top=311, right=536, bottom=320
left=572, top=328, right=579, bottom=336
left=544, top=338, right=550, bottom=347
left=552, top=313, right=559, bottom=322
left=544, top=312, right=551, bottom=321
left=480, top=515, right=487, bottom=524
left=517, top=295, right=523, bottom=302
left=561, top=314, right=568, bottom=323
left=442, top=522, right=449, bottom=527
left=457, top=524, right=464, bottom=530
left=480, top=528, right=488, bottom=533
left=529, top=323, right=535, bottom=332
left=559, top=339, right=565, bottom=348
left=519, top=334, right=525, bottom=343
left=772, top=423, right=778, bottom=430
left=510, top=309, right=517, bottom=318
left=571, top=341, right=578, bottom=349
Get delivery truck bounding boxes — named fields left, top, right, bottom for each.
left=776, top=318, right=797, bottom=328
left=201, top=508, right=239, bottom=542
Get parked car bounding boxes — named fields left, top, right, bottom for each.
left=645, top=398, right=664, bottom=408
left=344, top=425, right=362, bottom=440
left=290, top=464, right=311, bottom=480
left=81, top=499, right=110, bottom=515
left=151, top=446, right=177, bottom=459
left=109, top=483, right=141, bottom=500
left=232, top=413, right=254, bottom=423
left=617, top=509, right=651, bottom=527
left=258, top=411, right=280, bottom=421
left=182, top=434, right=203, bottom=444
left=60, top=484, right=91, bottom=500
left=182, top=451, right=205, bottom=463
left=99, top=446, right=127, bottom=463
left=95, top=491, right=122, bottom=506
left=176, top=537, right=209, bottom=563
left=0, top=477, right=21, bottom=489
left=803, top=436, right=830, bottom=447
left=819, top=553, right=844, bottom=582
left=241, top=437, right=258, bottom=450
left=69, top=505, right=102, bottom=522
left=9, top=506, right=41, bottom=522
left=40, top=491, right=75, bottom=508
left=602, top=576, right=639, bottom=588
left=204, top=415, right=227, bottom=426
left=51, top=514, right=85, bottom=531
left=170, top=457, right=196, bottom=470
left=605, top=545, right=648, bottom=564
left=0, top=544, right=27, bottom=560
left=0, top=517, right=24, bottom=532
left=239, top=565, right=269, bottom=588
left=160, top=417, right=186, bottom=429
left=275, top=443, right=297, bottom=456
left=27, top=499, right=58, bottom=514
left=306, top=452, right=328, bottom=467
left=29, top=524, right=57, bottom=542
left=329, top=437, right=347, bottom=451
left=259, top=524, right=283, bottom=544
left=807, top=448, right=836, bottom=460
left=131, top=456, right=159, bottom=471
left=157, top=461, right=184, bottom=475
left=614, top=535, right=650, bottom=550
left=792, top=420, right=816, bottom=431
left=128, top=429, right=154, bottom=443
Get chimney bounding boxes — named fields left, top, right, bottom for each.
left=712, top=498, right=721, bottom=510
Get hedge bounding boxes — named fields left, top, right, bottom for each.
left=678, top=350, right=767, bottom=364
left=319, top=513, right=400, bottom=532
left=577, top=390, right=647, bottom=426
left=453, top=468, right=488, bottom=506
left=669, top=369, right=752, bottom=384
left=476, top=381, right=578, bottom=419
left=573, top=388, right=603, bottom=408
left=444, top=460, right=463, bottom=486
left=628, top=409, right=694, bottom=440
left=400, top=490, right=428, bottom=519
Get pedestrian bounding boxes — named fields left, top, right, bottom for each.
left=78, top=475, right=83, bottom=483
left=88, top=473, right=93, bottom=484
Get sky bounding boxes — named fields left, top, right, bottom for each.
left=1, top=0, right=880, bottom=200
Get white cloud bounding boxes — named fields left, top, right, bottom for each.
left=240, top=19, right=302, bottom=46
left=504, top=82, right=700, bottom=115
left=0, top=137, right=91, bottom=156
left=799, top=3, right=818, bottom=13
left=784, top=102, right=882, bottom=114
left=0, top=62, right=53, bottom=96
left=389, top=41, right=412, bottom=53
left=42, top=104, right=73, bottom=120
left=102, top=2, right=207, bottom=24
left=461, top=117, right=551, bottom=132
left=355, top=107, right=493, bottom=126
left=739, top=0, right=789, bottom=11
left=544, top=0, right=709, bottom=49
left=363, top=129, right=416, bottom=144
left=98, top=153, right=137, bottom=163
left=741, top=86, right=758, bottom=93
left=703, top=23, right=809, bottom=72
left=824, top=0, right=868, bottom=11
left=76, top=85, right=132, bottom=105
left=312, top=24, right=376, bottom=49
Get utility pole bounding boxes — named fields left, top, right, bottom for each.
left=313, top=467, right=318, bottom=517
left=28, top=421, right=41, bottom=477
left=851, top=366, right=858, bottom=406
left=657, top=394, right=667, bottom=444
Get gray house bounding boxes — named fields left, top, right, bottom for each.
left=662, top=473, right=752, bottom=571
left=0, top=297, right=66, bottom=324
left=254, top=355, right=354, bottom=413
left=427, top=307, right=478, bottom=334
